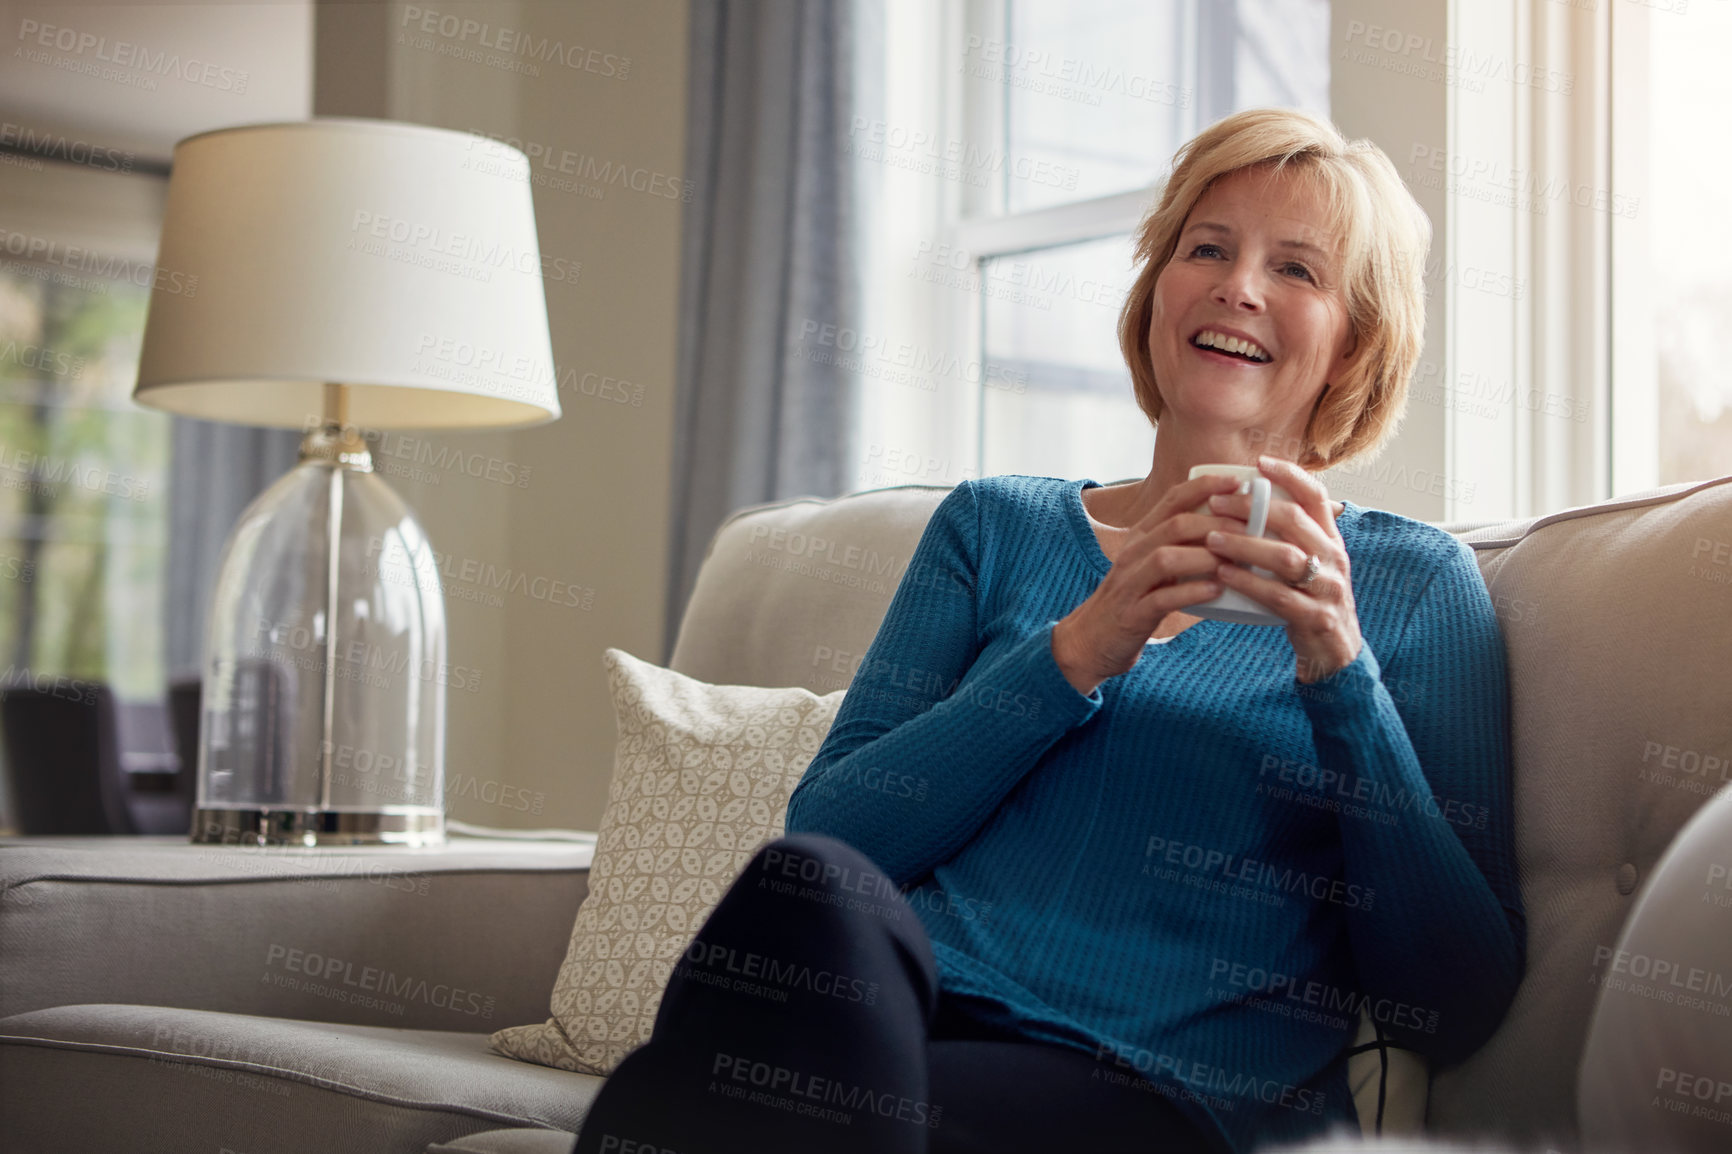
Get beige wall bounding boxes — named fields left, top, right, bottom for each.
left=316, top=0, right=687, bottom=830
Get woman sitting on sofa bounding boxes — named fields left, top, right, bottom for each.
left=575, top=108, right=1525, bottom=1154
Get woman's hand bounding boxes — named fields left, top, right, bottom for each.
left=1052, top=473, right=1252, bottom=695
left=1202, top=455, right=1363, bottom=683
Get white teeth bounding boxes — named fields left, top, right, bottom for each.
left=1194, top=329, right=1270, bottom=362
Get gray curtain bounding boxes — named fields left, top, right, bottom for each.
left=164, top=420, right=300, bottom=681
left=663, top=0, right=865, bottom=660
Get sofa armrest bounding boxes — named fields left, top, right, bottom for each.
left=0, top=835, right=591, bottom=1031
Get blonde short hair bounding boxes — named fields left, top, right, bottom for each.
left=1117, top=108, right=1430, bottom=470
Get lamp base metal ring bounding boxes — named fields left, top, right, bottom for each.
left=191, top=807, right=445, bottom=847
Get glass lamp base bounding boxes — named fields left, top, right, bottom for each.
left=191, top=806, right=445, bottom=847
left=192, top=415, right=449, bottom=849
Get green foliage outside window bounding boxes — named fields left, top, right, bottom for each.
left=0, top=260, right=168, bottom=700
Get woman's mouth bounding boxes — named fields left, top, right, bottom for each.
left=1190, top=329, right=1272, bottom=364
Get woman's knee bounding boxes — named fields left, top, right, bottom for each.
left=653, top=831, right=940, bottom=1053
left=719, top=833, right=937, bottom=1005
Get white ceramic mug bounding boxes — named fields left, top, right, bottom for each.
left=1185, top=463, right=1291, bottom=627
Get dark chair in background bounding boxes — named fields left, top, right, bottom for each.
left=1, top=683, right=134, bottom=834
left=1, top=682, right=196, bottom=835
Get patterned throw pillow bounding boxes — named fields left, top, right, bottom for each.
left=489, top=648, right=844, bottom=1074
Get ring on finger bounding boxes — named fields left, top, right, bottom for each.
left=1289, top=553, right=1322, bottom=590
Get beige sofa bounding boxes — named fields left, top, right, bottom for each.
left=2, top=474, right=1729, bottom=1153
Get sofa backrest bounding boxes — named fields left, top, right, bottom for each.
left=1427, top=475, right=1732, bottom=1144
left=669, top=484, right=950, bottom=693
left=669, top=476, right=1732, bottom=1148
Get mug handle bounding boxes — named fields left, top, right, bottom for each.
left=1244, top=477, right=1274, bottom=579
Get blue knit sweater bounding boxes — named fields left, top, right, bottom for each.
left=785, top=475, right=1525, bottom=1153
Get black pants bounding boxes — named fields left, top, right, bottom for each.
left=574, top=834, right=1223, bottom=1154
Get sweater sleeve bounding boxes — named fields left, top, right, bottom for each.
left=785, top=481, right=1103, bottom=885
left=1299, top=536, right=1526, bottom=1066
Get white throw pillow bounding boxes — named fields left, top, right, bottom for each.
left=1578, top=783, right=1732, bottom=1153
left=489, top=648, right=844, bottom=1074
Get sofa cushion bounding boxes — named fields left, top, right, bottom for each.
left=669, top=484, right=950, bottom=690
left=0, top=836, right=591, bottom=1030
left=0, top=1003, right=600, bottom=1154
left=490, top=650, right=843, bottom=1075
left=1427, top=476, right=1732, bottom=1145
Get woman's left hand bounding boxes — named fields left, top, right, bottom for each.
left=1203, top=455, right=1363, bottom=683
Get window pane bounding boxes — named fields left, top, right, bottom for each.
left=1650, top=5, right=1732, bottom=483
left=1000, top=0, right=1193, bottom=213
left=1232, top=0, right=1332, bottom=115
left=0, top=261, right=167, bottom=700
left=980, top=235, right=1152, bottom=480
left=1000, top=0, right=1331, bottom=214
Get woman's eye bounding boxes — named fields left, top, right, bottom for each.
left=1190, top=243, right=1226, bottom=259
left=1280, top=262, right=1315, bottom=282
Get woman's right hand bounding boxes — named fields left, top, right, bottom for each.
left=1052, top=474, right=1251, bottom=695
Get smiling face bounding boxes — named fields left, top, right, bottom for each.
left=1147, top=164, right=1359, bottom=456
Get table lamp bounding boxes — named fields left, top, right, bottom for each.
left=133, top=119, right=559, bottom=846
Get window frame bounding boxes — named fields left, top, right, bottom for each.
left=863, top=0, right=1627, bottom=521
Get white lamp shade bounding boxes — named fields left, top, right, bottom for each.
left=135, top=118, right=561, bottom=430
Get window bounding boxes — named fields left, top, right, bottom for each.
left=1638, top=1, right=1732, bottom=486
left=0, top=163, right=171, bottom=706
left=979, top=236, right=1145, bottom=479
left=854, top=0, right=1332, bottom=491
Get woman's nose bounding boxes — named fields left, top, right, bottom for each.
left=1212, top=261, right=1265, bottom=311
